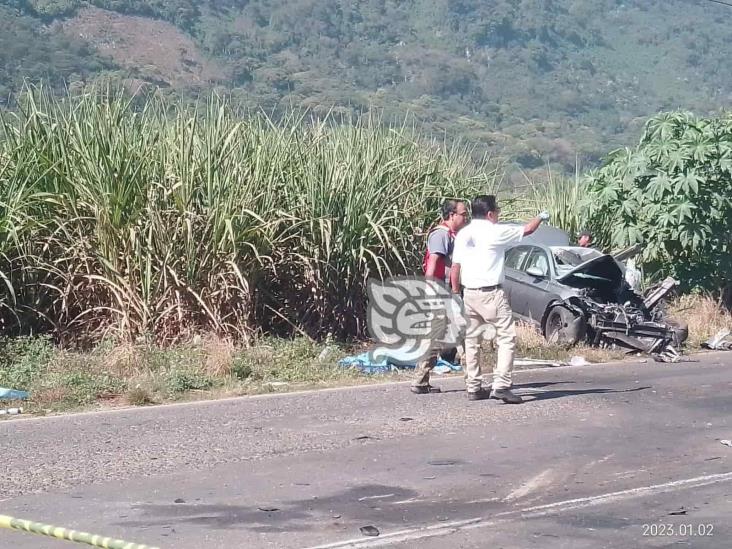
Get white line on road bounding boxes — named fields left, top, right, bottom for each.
left=515, top=471, right=732, bottom=518
left=304, top=471, right=732, bottom=548
left=464, top=497, right=500, bottom=504
left=388, top=498, right=423, bottom=505
left=357, top=494, right=395, bottom=501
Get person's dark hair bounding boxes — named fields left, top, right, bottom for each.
left=471, top=195, right=499, bottom=218
left=579, top=230, right=592, bottom=238
left=440, top=199, right=463, bottom=220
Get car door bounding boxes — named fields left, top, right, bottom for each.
left=511, top=246, right=553, bottom=327
left=503, top=245, right=532, bottom=319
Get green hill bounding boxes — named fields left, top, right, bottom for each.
left=2, top=0, right=731, bottom=175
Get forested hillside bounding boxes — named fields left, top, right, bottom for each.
left=2, top=0, right=731, bottom=173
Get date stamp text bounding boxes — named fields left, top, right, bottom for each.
left=642, top=523, right=714, bottom=537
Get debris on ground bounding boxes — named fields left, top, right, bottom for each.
left=354, top=435, right=380, bottom=442
left=0, top=407, right=23, bottom=415
left=569, top=356, right=591, bottom=367
left=428, top=459, right=459, bottom=466
left=0, top=387, right=29, bottom=400
left=652, top=347, right=682, bottom=363
left=720, top=440, right=732, bottom=447
left=318, top=345, right=337, bottom=362
left=432, top=360, right=462, bottom=374
left=360, top=526, right=380, bottom=537
left=515, top=358, right=566, bottom=367
left=703, top=329, right=732, bottom=351
left=514, top=356, right=593, bottom=368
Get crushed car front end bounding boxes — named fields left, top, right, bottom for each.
left=549, top=246, right=687, bottom=356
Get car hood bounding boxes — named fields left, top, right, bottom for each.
left=556, top=254, right=624, bottom=293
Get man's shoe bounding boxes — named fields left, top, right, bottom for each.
left=491, top=388, right=523, bottom=404
left=410, top=385, right=441, bottom=395
left=467, top=388, right=491, bottom=401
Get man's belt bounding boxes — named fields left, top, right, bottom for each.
left=466, top=284, right=502, bottom=291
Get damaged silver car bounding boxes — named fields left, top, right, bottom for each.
left=503, top=226, right=688, bottom=355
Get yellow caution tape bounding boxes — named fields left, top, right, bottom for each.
left=0, top=514, right=160, bottom=549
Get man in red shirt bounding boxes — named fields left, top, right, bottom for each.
left=411, top=199, right=469, bottom=394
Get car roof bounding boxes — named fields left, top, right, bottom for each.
left=504, top=224, right=571, bottom=247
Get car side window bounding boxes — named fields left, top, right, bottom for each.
left=524, top=247, right=551, bottom=277
left=505, top=246, right=531, bottom=270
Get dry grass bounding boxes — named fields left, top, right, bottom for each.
left=125, top=385, right=155, bottom=406
left=511, top=322, right=627, bottom=364
left=101, top=344, right=146, bottom=377
left=669, top=294, right=732, bottom=349
left=201, top=335, right=237, bottom=377
left=29, top=386, right=72, bottom=408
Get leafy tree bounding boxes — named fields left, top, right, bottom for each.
left=583, top=111, right=732, bottom=297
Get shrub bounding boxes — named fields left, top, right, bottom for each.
left=583, top=111, right=732, bottom=295
left=0, top=336, right=55, bottom=388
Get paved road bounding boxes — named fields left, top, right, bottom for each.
left=1, top=352, right=731, bottom=548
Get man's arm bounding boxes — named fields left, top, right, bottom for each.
left=450, top=263, right=461, bottom=294
left=523, top=216, right=542, bottom=236
left=523, top=211, right=550, bottom=236
left=450, top=232, right=466, bottom=293
left=424, top=253, right=441, bottom=279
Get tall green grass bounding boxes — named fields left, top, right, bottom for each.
left=0, top=84, right=501, bottom=345
left=510, top=164, right=588, bottom=241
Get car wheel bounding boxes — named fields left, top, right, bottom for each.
left=544, top=305, right=587, bottom=346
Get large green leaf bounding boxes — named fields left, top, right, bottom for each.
left=585, top=110, right=732, bottom=293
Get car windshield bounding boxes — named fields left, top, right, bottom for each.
left=551, top=246, right=604, bottom=276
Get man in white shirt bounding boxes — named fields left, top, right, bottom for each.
left=450, top=195, right=549, bottom=403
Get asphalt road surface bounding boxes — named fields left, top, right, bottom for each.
left=2, top=352, right=731, bottom=548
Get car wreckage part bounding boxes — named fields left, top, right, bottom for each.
left=613, top=243, right=643, bottom=263
left=549, top=294, right=686, bottom=354
left=544, top=305, right=587, bottom=346
left=590, top=314, right=677, bottom=353
left=643, top=277, right=679, bottom=311
left=702, top=329, right=732, bottom=350
left=664, top=318, right=689, bottom=348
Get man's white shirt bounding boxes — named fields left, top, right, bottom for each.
left=452, top=220, right=524, bottom=288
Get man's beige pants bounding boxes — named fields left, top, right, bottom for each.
left=463, top=287, right=516, bottom=392
left=412, top=315, right=448, bottom=388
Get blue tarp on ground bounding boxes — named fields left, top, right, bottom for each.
left=338, top=353, right=462, bottom=375
left=0, top=387, right=29, bottom=400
